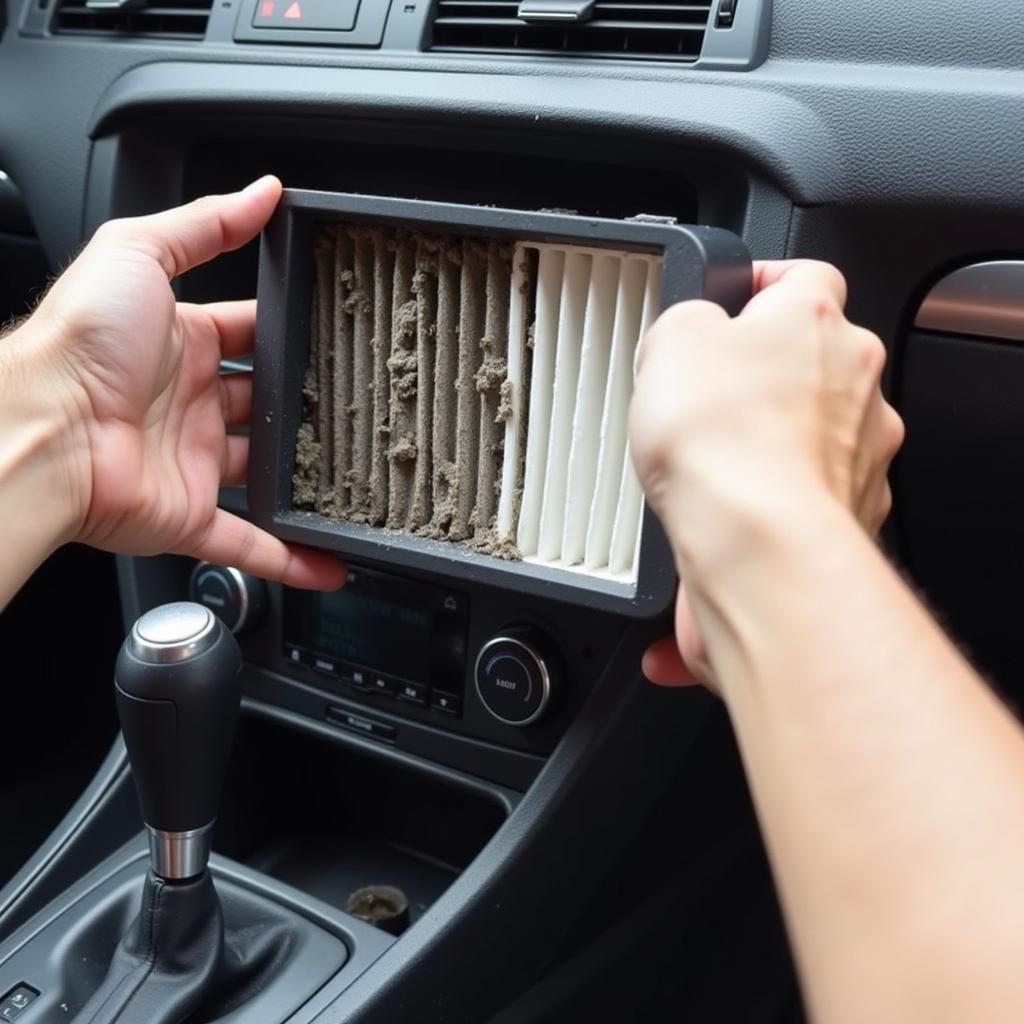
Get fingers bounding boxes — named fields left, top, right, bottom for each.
left=642, top=635, right=699, bottom=687
left=93, top=176, right=282, bottom=281
left=220, top=374, right=252, bottom=428
left=184, top=509, right=347, bottom=590
left=222, top=434, right=249, bottom=486
left=636, top=299, right=729, bottom=374
left=750, top=259, right=849, bottom=309
left=855, top=399, right=904, bottom=534
left=744, top=260, right=848, bottom=322
left=201, top=299, right=257, bottom=358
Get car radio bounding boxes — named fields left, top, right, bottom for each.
left=282, top=564, right=468, bottom=717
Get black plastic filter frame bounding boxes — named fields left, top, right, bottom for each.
left=249, top=189, right=751, bottom=618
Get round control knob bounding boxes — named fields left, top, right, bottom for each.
left=189, top=562, right=266, bottom=634
left=474, top=631, right=554, bottom=727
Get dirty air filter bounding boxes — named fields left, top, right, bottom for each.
left=250, top=190, right=751, bottom=617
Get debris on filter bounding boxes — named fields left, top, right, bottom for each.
left=293, top=421, right=320, bottom=510
left=390, top=436, right=417, bottom=461
left=368, top=230, right=394, bottom=525
left=427, top=240, right=462, bottom=539
left=497, top=379, right=515, bottom=423
left=293, top=223, right=535, bottom=561
left=470, top=525, right=521, bottom=560
left=409, top=236, right=440, bottom=532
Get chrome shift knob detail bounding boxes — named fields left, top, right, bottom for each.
left=129, top=602, right=218, bottom=664
left=147, top=824, right=214, bottom=881
left=116, top=601, right=242, bottom=882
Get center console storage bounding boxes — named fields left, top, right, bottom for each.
left=215, top=715, right=512, bottom=928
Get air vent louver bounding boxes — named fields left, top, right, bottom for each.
left=294, top=225, right=661, bottom=583
left=430, top=0, right=711, bottom=60
left=53, top=0, right=212, bottom=39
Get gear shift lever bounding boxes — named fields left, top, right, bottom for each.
left=115, top=601, right=241, bottom=881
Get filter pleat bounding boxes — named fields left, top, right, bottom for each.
left=451, top=241, right=486, bottom=540
left=536, top=251, right=592, bottom=562
left=496, top=243, right=535, bottom=542
left=584, top=257, right=649, bottom=569
left=328, top=229, right=355, bottom=517
left=349, top=230, right=375, bottom=520
left=409, top=237, right=439, bottom=532
left=515, top=246, right=564, bottom=557
left=471, top=242, right=512, bottom=545
left=369, top=231, right=393, bottom=526
left=429, top=240, right=462, bottom=537
left=386, top=233, right=418, bottom=530
left=609, top=262, right=662, bottom=575
left=561, top=253, right=621, bottom=566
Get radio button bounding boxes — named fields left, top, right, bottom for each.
left=312, top=655, right=340, bottom=677
left=396, top=680, right=429, bottom=707
left=431, top=691, right=462, bottom=716
left=284, top=644, right=307, bottom=667
left=475, top=632, right=554, bottom=727
left=371, top=674, right=397, bottom=696
left=190, top=562, right=266, bottom=634
left=326, top=707, right=396, bottom=742
left=349, top=668, right=373, bottom=692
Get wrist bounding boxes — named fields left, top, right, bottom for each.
left=0, top=319, right=91, bottom=547
left=659, top=450, right=844, bottom=587
left=657, top=456, right=864, bottom=688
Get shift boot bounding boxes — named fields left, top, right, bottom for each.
left=73, top=871, right=223, bottom=1024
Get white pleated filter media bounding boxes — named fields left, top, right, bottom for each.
left=293, top=224, right=662, bottom=585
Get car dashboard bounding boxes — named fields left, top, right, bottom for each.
left=1, top=1, right=1023, bottom=1021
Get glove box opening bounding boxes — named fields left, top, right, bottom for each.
left=213, top=713, right=510, bottom=931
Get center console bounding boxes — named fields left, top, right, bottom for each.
left=233, top=555, right=627, bottom=789
left=0, top=87, right=782, bottom=1024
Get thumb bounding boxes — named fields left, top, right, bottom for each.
left=90, top=175, right=283, bottom=280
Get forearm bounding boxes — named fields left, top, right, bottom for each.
left=0, top=324, right=87, bottom=608
left=699, top=493, right=1024, bottom=1024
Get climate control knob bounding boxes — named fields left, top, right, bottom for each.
left=474, top=631, right=555, bottom=727
left=189, top=562, right=266, bottom=635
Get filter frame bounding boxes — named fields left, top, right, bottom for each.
left=250, top=189, right=752, bottom=618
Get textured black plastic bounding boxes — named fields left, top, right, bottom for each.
left=114, top=619, right=242, bottom=833
left=249, top=189, right=752, bottom=619
left=896, top=330, right=1024, bottom=686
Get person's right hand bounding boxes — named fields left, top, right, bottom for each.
left=629, top=261, right=904, bottom=689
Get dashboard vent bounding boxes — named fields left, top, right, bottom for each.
left=52, top=0, right=212, bottom=39
left=430, top=0, right=711, bottom=61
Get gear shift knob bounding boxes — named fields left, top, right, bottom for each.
left=115, top=602, right=242, bottom=881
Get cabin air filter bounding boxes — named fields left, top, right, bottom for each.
left=250, top=190, right=751, bottom=617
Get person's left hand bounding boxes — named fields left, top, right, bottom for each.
left=18, top=175, right=344, bottom=589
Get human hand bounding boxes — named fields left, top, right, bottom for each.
left=630, top=261, right=903, bottom=689
left=13, top=176, right=344, bottom=589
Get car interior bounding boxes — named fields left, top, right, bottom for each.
left=1, top=0, right=1023, bottom=1020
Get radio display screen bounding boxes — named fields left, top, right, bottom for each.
left=283, top=565, right=467, bottom=692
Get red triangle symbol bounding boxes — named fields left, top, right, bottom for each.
left=283, top=1, right=302, bottom=17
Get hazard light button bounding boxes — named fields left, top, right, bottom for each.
left=252, top=0, right=359, bottom=30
